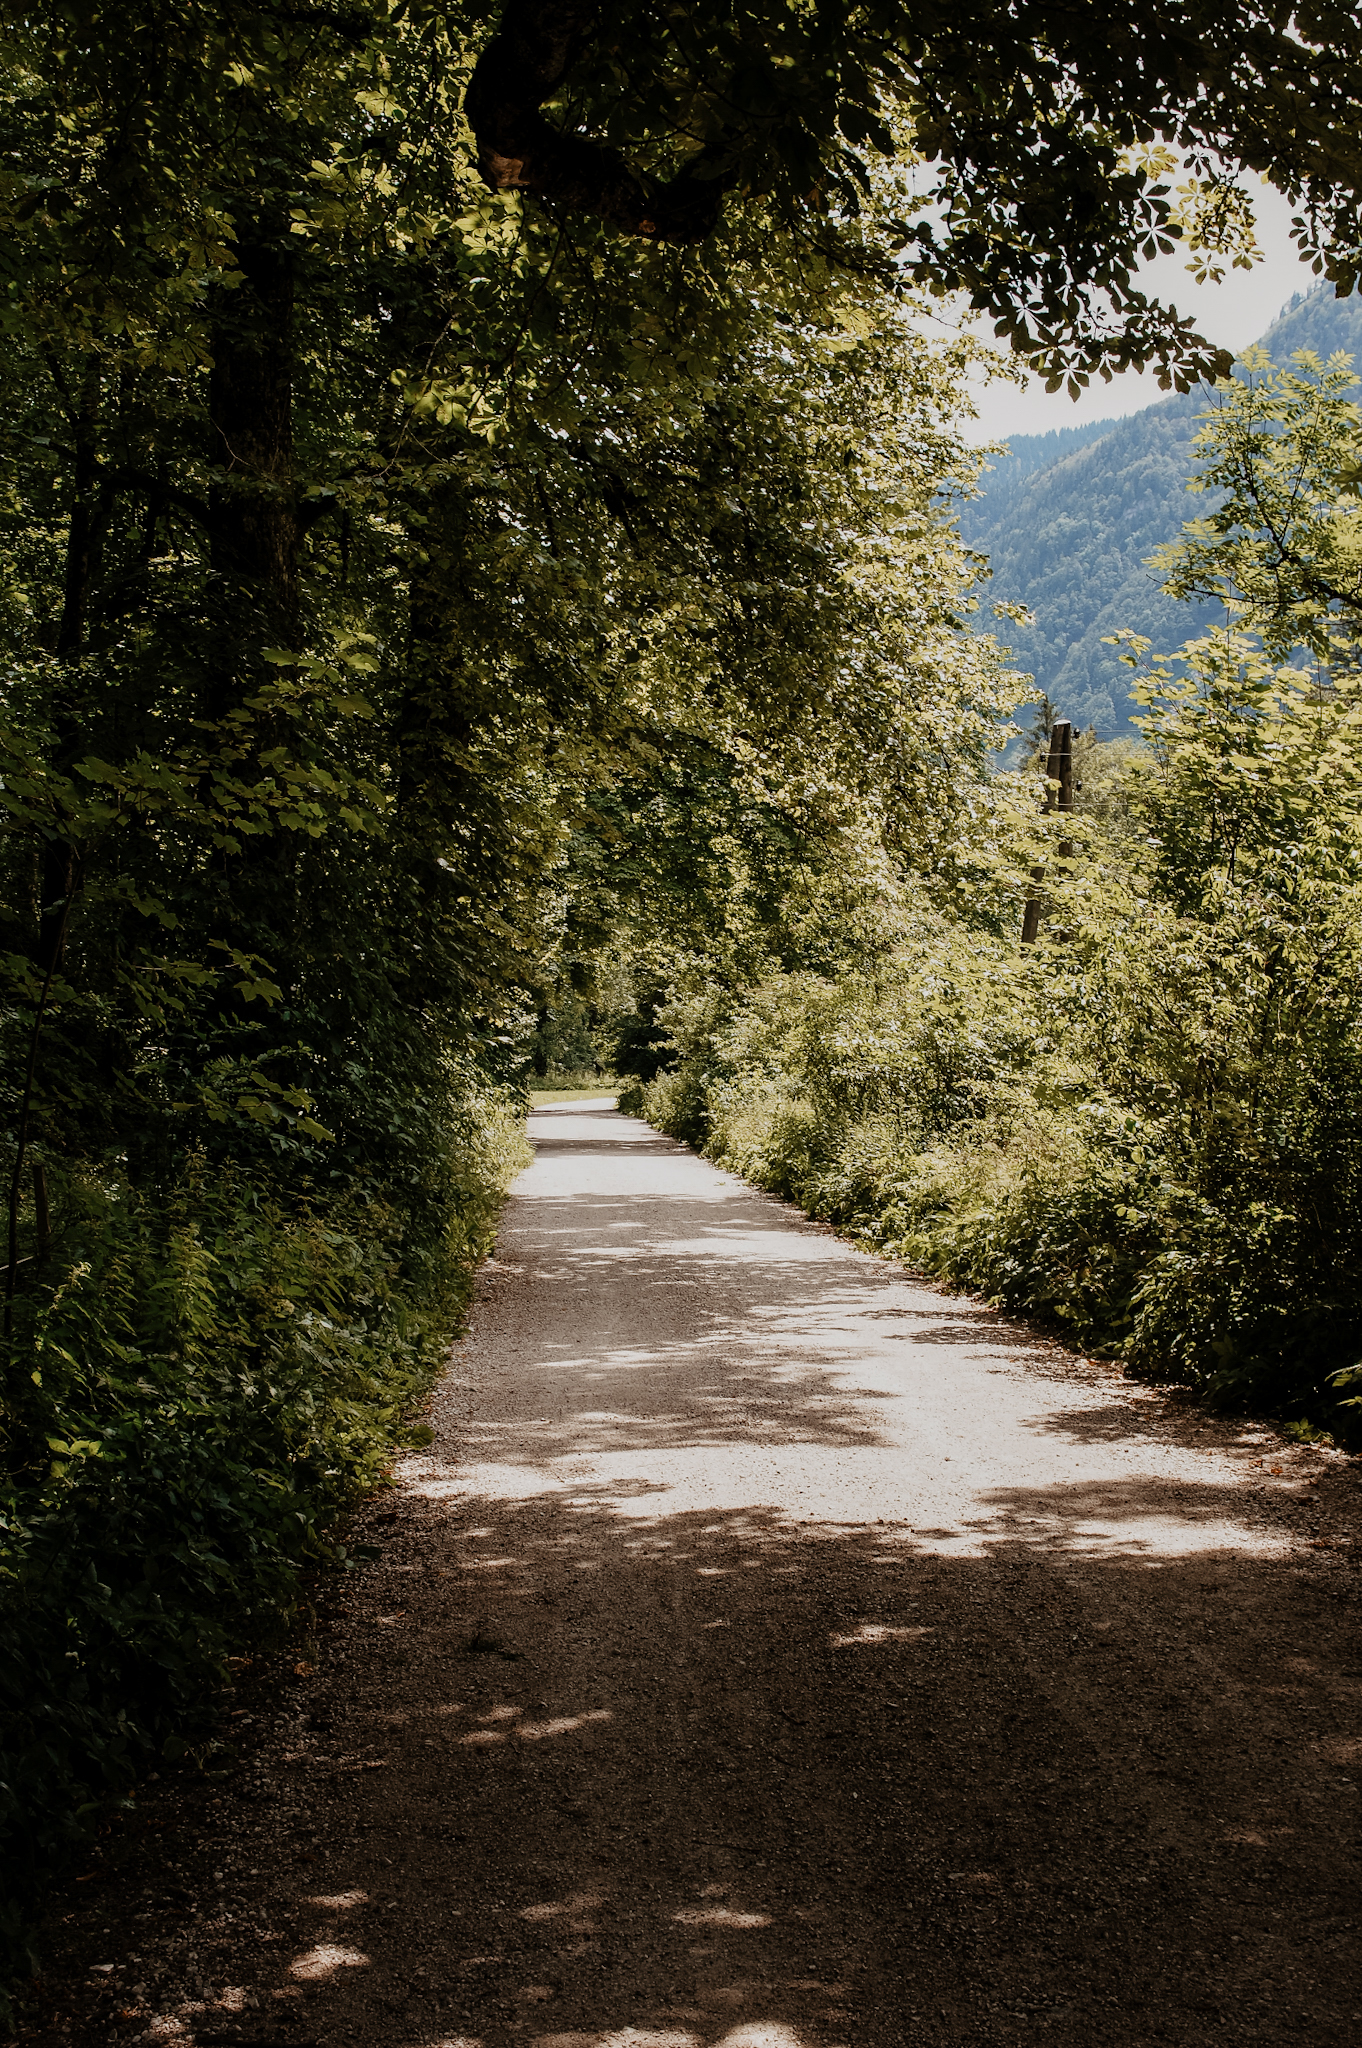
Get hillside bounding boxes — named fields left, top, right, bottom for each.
left=962, top=287, right=1362, bottom=735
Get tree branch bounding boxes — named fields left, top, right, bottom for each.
left=99, top=467, right=211, bottom=530
left=464, top=1, right=734, bottom=243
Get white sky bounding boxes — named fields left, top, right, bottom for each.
left=957, top=177, right=1321, bottom=443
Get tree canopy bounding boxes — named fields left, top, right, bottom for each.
left=465, top=0, right=1362, bottom=390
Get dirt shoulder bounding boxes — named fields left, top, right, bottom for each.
left=22, top=1102, right=1362, bottom=2048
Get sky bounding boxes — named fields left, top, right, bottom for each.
left=958, top=176, right=1321, bottom=444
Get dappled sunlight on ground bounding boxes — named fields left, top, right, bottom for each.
left=290, top=1943, right=371, bottom=1980
left=399, top=1102, right=1294, bottom=1569
left=234, top=1473, right=1361, bottom=2045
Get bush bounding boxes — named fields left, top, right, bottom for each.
left=0, top=1072, right=529, bottom=1970
left=631, top=1065, right=711, bottom=1148
left=621, top=843, right=1362, bottom=1439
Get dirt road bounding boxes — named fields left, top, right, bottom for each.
left=37, top=1100, right=1362, bottom=2048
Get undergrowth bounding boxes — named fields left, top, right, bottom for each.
left=627, top=986, right=1362, bottom=1438
left=0, top=1069, right=529, bottom=1983
left=623, top=636, right=1362, bottom=1441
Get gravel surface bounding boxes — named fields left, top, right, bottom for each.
left=26, top=1099, right=1362, bottom=2048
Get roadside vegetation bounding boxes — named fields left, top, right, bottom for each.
left=622, top=349, right=1362, bottom=1442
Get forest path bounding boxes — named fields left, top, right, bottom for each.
left=42, top=1101, right=1362, bottom=2048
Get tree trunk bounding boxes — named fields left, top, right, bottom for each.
left=36, top=361, right=102, bottom=978
left=208, top=233, right=299, bottom=662
left=1020, top=719, right=1072, bottom=946
left=465, top=0, right=734, bottom=241
left=204, top=230, right=302, bottom=984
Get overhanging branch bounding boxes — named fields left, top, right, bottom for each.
left=464, top=1, right=734, bottom=243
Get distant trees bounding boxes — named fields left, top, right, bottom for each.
left=962, top=293, right=1362, bottom=735
left=1153, top=347, right=1362, bottom=666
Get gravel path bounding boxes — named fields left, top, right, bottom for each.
left=33, top=1100, right=1362, bottom=2048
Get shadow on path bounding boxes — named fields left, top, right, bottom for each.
left=243, top=1482, right=1362, bottom=2048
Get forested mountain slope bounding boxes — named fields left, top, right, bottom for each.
left=962, top=288, right=1362, bottom=734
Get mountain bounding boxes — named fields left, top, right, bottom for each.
left=960, top=287, right=1362, bottom=736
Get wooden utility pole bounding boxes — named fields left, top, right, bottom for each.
left=1021, top=718, right=1073, bottom=946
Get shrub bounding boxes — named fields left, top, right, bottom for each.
left=0, top=1075, right=529, bottom=1968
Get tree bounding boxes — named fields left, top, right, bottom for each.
left=0, top=1, right=1023, bottom=1223
left=465, top=0, right=1362, bottom=393
left=1, top=5, right=1034, bottom=1911
left=1151, top=346, right=1362, bottom=665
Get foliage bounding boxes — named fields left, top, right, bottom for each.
left=7, top=0, right=1362, bottom=1987
left=0, top=1072, right=528, bottom=1966
left=960, top=289, right=1362, bottom=737
left=469, top=0, right=1362, bottom=395
left=623, top=348, right=1362, bottom=1434
left=1152, top=345, right=1362, bottom=663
